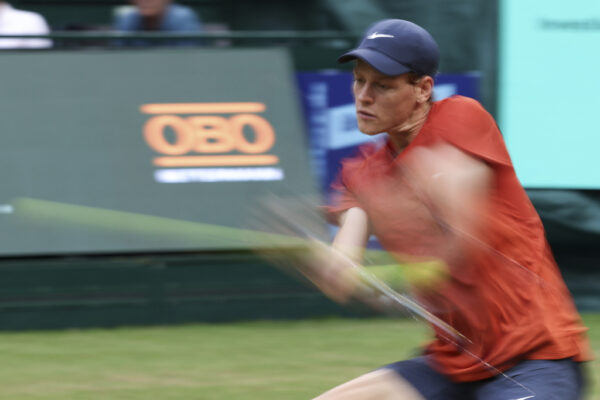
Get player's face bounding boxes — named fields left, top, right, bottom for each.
left=352, top=60, right=420, bottom=136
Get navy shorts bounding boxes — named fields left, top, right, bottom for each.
left=383, top=356, right=587, bottom=400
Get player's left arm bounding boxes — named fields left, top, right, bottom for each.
left=405, top=142, right=493, bottom=238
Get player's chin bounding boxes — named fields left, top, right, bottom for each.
left=357, top=122, right=385, bottom=136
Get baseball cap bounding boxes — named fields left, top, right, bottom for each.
left=338, top=19, right=440, bottom=77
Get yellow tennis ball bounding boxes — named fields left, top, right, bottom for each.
left=402, top=259, right=450, bottom=291
left=367, top=260, right=449, bottom=292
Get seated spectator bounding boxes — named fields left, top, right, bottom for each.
left=113, top=0, right=203, bottom=46
left=0, top=1, right=52, bottom=49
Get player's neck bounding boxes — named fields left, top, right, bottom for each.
left=387, top=102, right=431, bottom=154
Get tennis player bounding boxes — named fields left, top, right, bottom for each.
left=310, top=19, right=591, bottom=400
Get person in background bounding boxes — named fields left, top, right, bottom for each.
left=0, top=1, right=52, bottom=49
left=113, top=0, right=202, bottom=47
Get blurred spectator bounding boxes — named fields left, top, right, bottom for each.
left=0, top=1, right=52, bottom=49
left=113, top=0, right=203, bottom=46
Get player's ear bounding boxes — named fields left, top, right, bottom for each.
left=416, top=76, right=434, bottom=103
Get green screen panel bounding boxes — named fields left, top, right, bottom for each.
left=0, top=48, right=318, bottom=256
left=498, top=0, right=600, bottom=188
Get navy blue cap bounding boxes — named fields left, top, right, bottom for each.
left=338, top=19, right=440, bottom=77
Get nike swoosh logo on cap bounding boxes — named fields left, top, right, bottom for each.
left=366, top=32, right=394, bottom=39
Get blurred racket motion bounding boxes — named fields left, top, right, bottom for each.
left=246, top=192, right=544, bottom=396
left=247, top=193, right=467, bottom=346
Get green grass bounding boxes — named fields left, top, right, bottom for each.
left=0, top=315, right=598, bottom=399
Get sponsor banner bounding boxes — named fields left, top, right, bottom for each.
left=141, top=101, right=283, bottom=181
left=0, top=48, right=316, bottom=255
left=154, top=167, right=284, bottom=183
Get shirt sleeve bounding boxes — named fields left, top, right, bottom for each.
left=25, top=14, right=52, bottom=48
left=432, top=96, right=512, bottom=167
left=166, top=5, right=203, bottom=32
left=323, top=144, right=379, bottom=225
left=181, top=9, right=203, bottom=32
left=324, top=174, right=361, bottom=225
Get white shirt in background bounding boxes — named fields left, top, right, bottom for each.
left=0, top=2, right=52, bottom=49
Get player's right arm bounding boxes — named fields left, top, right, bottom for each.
left=333, top=207, right=371, bottom=261
left=306, top=207, right=371, bottom=304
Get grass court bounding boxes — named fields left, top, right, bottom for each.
left=0, top=314, right=598, bottom=399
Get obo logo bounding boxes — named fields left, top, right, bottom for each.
left=141, top=102, right=283, bottom=183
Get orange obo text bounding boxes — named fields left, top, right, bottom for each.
left=141, top=102, right=279, bottom=167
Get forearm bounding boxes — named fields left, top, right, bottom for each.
left=332, top=207, right=371, bottom=262
left=304, top=207, right=371, bottom=303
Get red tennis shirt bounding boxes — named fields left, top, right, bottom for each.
left=328, top=95, right=591, bottom=382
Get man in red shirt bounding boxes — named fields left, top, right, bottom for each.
left=308, top=19, right=591, bottom=400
